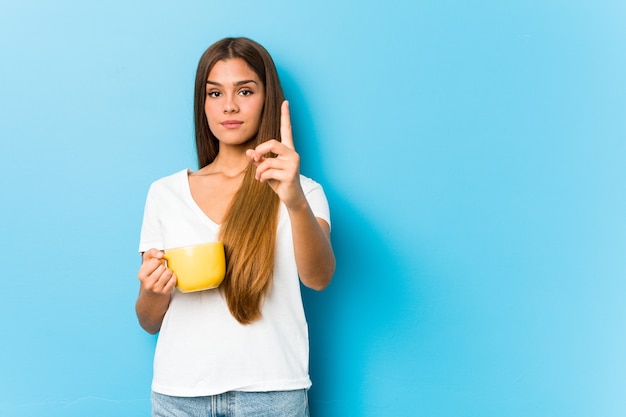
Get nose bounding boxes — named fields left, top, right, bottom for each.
left=223, top=95, right=239, bottom=113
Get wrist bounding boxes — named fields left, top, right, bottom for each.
left=285, top=193, right=310, bottom=213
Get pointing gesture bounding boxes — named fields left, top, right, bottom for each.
left=279, top=99, right=295, bottom=150
left=246, top=100, right=305, bottom=209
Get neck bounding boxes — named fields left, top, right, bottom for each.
left=210, top=147, right=250, bottom=177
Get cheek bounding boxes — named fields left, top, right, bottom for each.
left=252, top=101, right=265, bottom=123
left=204, top=102, right=219, bottom=123
left=204, top=100, right=214, bottom=117
left=204, top=105, right=220, bottom=135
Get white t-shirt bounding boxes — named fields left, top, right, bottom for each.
left=138, top=169, right=330, bottom=397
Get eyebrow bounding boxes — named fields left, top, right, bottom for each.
left=206, top=80, right=259, bottom=87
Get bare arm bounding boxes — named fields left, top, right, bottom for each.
left=136, top=248, right=177, bottom=334
left=286, top=199, right=335, bottom=290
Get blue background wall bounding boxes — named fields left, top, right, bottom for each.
left=1, top=0, right=624, bottom=416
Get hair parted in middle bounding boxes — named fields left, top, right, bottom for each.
left=193, top=37, right=285, bottom=324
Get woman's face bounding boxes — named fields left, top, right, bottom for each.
left=204, top=58, right=265, bottom=148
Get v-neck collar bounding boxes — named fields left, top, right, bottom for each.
left=181, top=169, right=222, bottom=227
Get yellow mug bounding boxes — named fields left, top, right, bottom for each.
left=163, top=242, right=226, bottom=292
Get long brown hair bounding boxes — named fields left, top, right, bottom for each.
left=193, top=37, right=284, bottom=324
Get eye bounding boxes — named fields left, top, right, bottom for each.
left=207, top=91, right=221, bottom=98
left=239, top=89, right=253, bottom=96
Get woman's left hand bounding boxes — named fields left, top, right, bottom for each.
left=246, top=100, right=306, bottom=209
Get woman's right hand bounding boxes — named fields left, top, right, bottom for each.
left=136, top=248, right=176, bottom=334
left=138, top=248, right=177, bottom=295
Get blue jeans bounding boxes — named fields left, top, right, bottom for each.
left=152, top=389, right=310, bottom=417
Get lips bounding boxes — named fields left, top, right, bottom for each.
left=221, top=120, right=243, bottom=129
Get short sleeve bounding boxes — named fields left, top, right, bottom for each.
left=138, top=183, right=164, bottom=253
left=301, top=176, right=331, bottom=230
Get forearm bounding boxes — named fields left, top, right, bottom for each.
left=287, top=199, right=335, bottom=290
left=135, top=291, right=171, bottom=334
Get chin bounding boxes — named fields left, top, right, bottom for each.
left=218, top=135, right=257, bottom=148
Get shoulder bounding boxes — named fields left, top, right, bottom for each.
left=148, top=169, right=190, bottom=192
left=143, top=169, right=190, bottom=206
left=151, top=169, right=189, bottom=185
left=299, top=175, right=330, bottom=224
left=299, top=175, right=324, bottom=195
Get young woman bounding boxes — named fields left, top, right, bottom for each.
left=136, top=37, right=335, bottom=416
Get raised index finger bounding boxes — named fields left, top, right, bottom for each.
left=280, top=100, right=295, bottom=150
